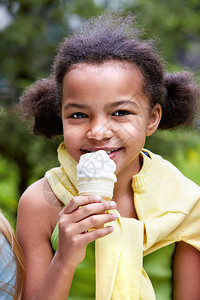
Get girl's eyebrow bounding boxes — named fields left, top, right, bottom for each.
left=109, top=100, right=137, bottom=107
left=64, top=100, right=137, bottom=111
left=64, top=103, right=90, bottom=110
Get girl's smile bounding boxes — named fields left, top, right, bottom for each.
left=61, top=61, right=161, bottom=179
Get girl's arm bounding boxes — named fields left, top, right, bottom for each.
left=17, top=178, right=116, bottom=300
left=173, top=241, right=200, bottom=300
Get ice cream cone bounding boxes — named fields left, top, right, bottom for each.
left=78, top=178, right=115, bottom=200
left=77, top=150, right=117, bottom=200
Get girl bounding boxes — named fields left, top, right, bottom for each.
left=0, top=210, right=25, bottom=299
left=17, top=13, right=200, bottom=299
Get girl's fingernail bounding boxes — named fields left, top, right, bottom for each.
left=110, top=201, right=116, bottom=208
left=112, top=213, right=117, bottom=219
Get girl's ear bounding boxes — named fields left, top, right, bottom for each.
left=146, top=104, right=162, bottom=136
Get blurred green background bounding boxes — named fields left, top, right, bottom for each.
left=0, top=0, right=200, bottom=228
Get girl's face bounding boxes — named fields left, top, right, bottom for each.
left=61, top=61, right=161, bottom=178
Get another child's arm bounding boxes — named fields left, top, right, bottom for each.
left=17, top=177, right=116, bottom=300
left=173, top=241, right=200, bottom=300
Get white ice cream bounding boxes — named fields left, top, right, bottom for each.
left=77, top=150, right=117, bottom=200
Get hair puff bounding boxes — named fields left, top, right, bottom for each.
left=20, top=77, right=63, bottom=138
left=159, top=72, right=199, bottom=129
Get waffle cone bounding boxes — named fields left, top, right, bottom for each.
left=78, top=178, right=114, bottom=200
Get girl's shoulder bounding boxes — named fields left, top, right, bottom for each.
left=18, top=177, right=62, bottom=236
left=20, top=177, right=62, bottom=209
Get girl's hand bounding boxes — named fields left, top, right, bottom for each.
left=57, top=196, right=117, bottom=267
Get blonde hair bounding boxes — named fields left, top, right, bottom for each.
left=0, top=210, right=25, bottom=299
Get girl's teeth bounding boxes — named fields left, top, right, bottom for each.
left=106, top=149, right=117, bottom=154
left=85, top=149, right=119, bottom=154
left=106, top=150, right=112, bottom=154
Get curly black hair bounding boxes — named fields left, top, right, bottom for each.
left=20, top=12, right=199, bottom=138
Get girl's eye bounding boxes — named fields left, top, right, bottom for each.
left=70, top=112, right=88, bottom=119
left=113, top=110, right=131, bottom=116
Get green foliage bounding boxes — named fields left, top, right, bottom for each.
left=0, top=0, right=68, bottom=88
left=0, top=156, right=18, bottom=212
left=124, top=0, right=200, bottom=72
left=66, top=0, right=104, bottom=19
left=0, top=107, right=61, bottom=191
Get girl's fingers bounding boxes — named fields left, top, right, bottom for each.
left=61, top=195, right=102, bottom=214
left=58, top=213, right=117, bottom=248
left=69, top=200, right=117, bottom=223
left=81, top=225, right=115, bottom=245
left=58, top=196, right=117, bottom=239
left=77, top=212, right=117, bottom=233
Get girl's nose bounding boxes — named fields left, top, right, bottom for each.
left=87, top=118, right=114, bottom=140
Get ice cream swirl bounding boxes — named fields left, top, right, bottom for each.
left=77, top=150, right=117, bottom=182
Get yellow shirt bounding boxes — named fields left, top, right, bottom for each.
left=46, top=143, right=200, bottom=300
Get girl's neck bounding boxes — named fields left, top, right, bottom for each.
left=112, top=158, right=142, bottom=219
left=113, top=175, right=132, bottom=202
left=113, top=154, right=142, bottom=199
left=112, top=179, right=138, bottom=219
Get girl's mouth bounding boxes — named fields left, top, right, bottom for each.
left=80, top=147, right=123, bottom=156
